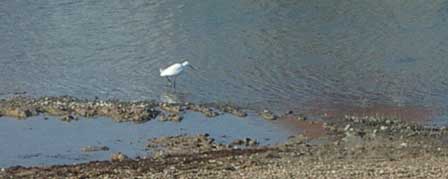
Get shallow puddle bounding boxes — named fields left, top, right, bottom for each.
left=0, top=112, right=293, bottom=167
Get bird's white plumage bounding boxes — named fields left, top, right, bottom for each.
left=160, top=61, right=195, bottom=88
left=160, top=63, right=183, bottom=77
left=160, top=61, right=192, bottom=77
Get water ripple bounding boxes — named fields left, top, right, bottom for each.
left=1, top=0, right=448, bottom=115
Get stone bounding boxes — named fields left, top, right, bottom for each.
left=111, top=152, right=129, bottom=162
left=260, top=110, right=276, bottom=120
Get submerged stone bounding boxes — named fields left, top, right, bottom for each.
left=81, top=146, right=110, bottom=152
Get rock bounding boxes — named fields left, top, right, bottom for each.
left=217, top=104, right=247, bottom=117
left=73, top=108, right=96, bottom=117
left=262, top=151, right=281, bottom=159
left=230, top=138, right=258, bottom=147
left=260, top=110, right=276, bottom=120
left=285, top=134, right=307, bottom=146
left=60, top=114, right=78, bottom=122
left=230, top=139, right=245, bottom=146
left=229, top=110, right=247, bottom=117
left=297, top=114, right=307, bottom=121
left=160, top=103, right=182, bottom=113
left=188, top=104, right=219, bottom=118
left=203, top=110, right=219, bottom=118
left=159, top=113, right=183, bottom=122
left=43, top=107, right=69, bottom=116
left=342, top=132, right=364, bottom=149
left=108, top=104, right=158, bottom=122
left=247, top=138, right=259, bottom=146
left=372, top=129, right=378, bottom=138
left=111, top=152, right=129, bottom=162
left=344, top=124, right=351, bottom=131
left=3, top=107, right=35, bottom=118
left=148, top=134, right=227, bottom=155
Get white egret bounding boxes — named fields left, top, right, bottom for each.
left=160, top=60, right=197, bottom=88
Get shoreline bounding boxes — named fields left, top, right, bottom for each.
left=2, top=107, right=448, bottom=178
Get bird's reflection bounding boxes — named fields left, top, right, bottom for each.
left=160, top=91, right=188, bottom=104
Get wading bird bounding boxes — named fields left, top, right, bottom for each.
left=160, top=61, right=197, bottom=88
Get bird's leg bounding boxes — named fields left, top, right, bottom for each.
left=166, top=77, right=172, bottom=86
left=173, top=76, right=177, bottom=89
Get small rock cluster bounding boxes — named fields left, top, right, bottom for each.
left=339, top=115, right=448, bottom=137
left=230, top=138, right=259, bottom=147
left=159, top=113, right=183, bottom=122
left=215, top=104, right=247, bottom=117
left=147, top=134, right=228, bottom=156
left=187, top=104, right=219, bottom=117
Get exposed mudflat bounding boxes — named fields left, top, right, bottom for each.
left=2, top=110, right=448, bottom=178
left=0, top=96, right=248, bottom=122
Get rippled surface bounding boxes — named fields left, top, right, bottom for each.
left=1, top=0, right=448, bottom=115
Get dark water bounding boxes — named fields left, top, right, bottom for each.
left=2, top=0, right=448, bottom=114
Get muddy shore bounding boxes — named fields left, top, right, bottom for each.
left=2, top=96, right=448, bottom=178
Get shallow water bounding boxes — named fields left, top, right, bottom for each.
left=1, top=0, right=448, bottom=117
left=0, top=112, right=292, bottom=167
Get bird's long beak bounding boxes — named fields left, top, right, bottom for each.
left=189, top=65, right=198, bottom=71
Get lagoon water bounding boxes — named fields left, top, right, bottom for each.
left=1, top=0, right=448, bottom=114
